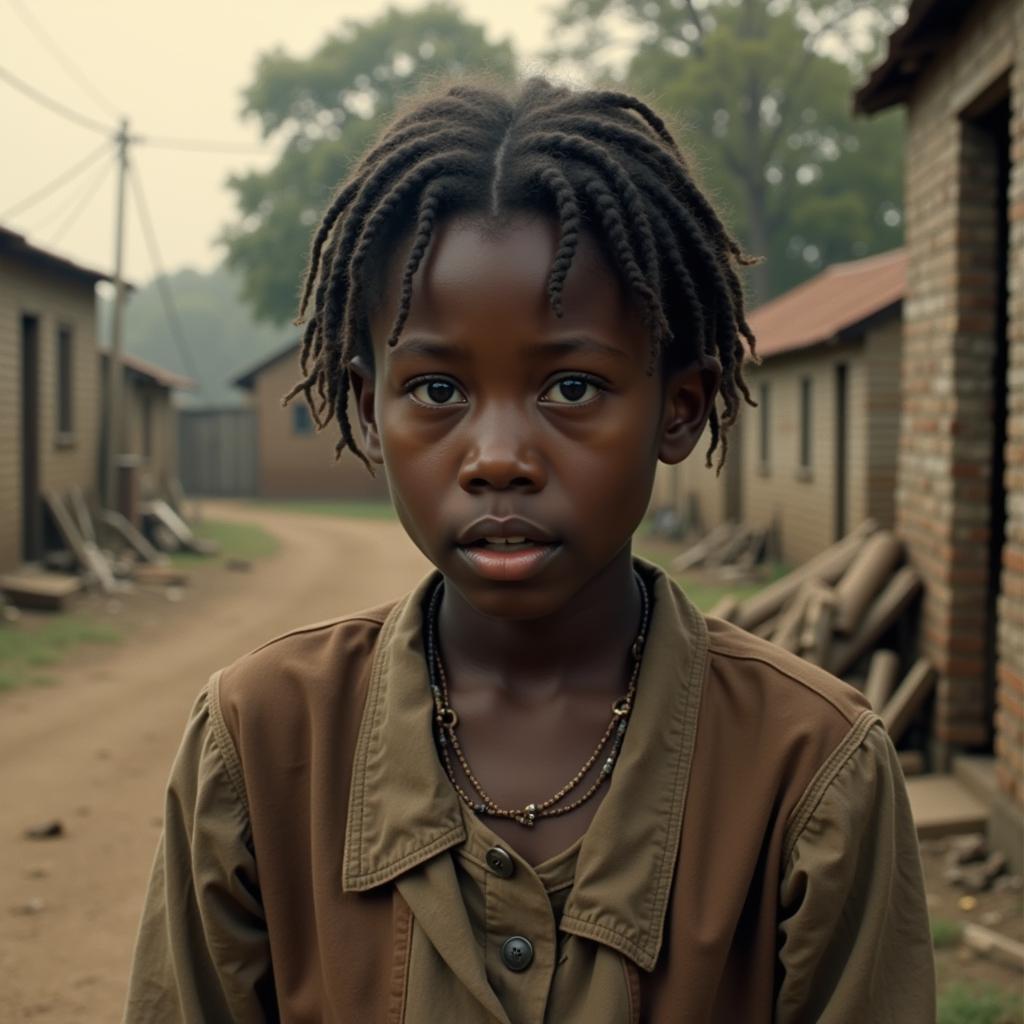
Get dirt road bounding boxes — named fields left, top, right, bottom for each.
left=0, top=503, right=429, bottom=1022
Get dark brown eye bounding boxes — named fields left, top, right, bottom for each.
left=541, top=377, right=601, bottom=405
left=410, top=379, right=466, bottom=406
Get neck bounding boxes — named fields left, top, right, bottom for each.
left=435, top=547, right=644, bottom=697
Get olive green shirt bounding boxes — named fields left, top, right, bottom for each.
left=125, top=560, right=936, bottom=1022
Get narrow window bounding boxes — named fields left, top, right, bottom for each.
left=759, top=381, right=770, bottom=470
left=57, top=326, right=73, bottom=437
left=293, top=402, right=314, bottom=435
left=799, top=377, right=813, bottom=471
left=142, top=395, right=153, bottom=458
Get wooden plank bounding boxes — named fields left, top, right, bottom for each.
left=43, top=490, right=118, bottom=594
left=0, top=572, right=82, bottom=610
left=732, top=519, right=878, bottom=631
left=707, top=596, right=739, bottom=622
left=143, top=499, right=219, bottom=555
left=771, top=584, right=813, bottom=653
left=670, top=522, right=735, bottom=573
left=69, top=486, right=97, bottom=545
left=832, top=531, right=903, bottom=634
left=864, top=649, right=901, bottom=711
left=881, top=658, right=936, bottom=742
left=100, top=509, right=166, bottom=565
left=906, top=774, right=987, bottom=840
left=827, top=566, right=922, bottom=677
left=799, top=584, right=836, bottom=667
left=962, top=924, right=1024, bottom=972
left=897, top=750, right=926, bottom=777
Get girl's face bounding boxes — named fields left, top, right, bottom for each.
left=353, top=213, right=715, bottom=620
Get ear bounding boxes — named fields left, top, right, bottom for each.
left=349, top=355, right=384, bottom=465
left=658, top=356, right=721, bottom=465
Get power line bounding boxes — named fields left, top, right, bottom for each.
left=29, top=145, right=112, bottom=232
left=1, top=139, right=111, bottom=220
left=139, top=134, right=270, bottom=156
left=45, top=153, right=115, bottom=246
left=128, top=162, right=204, bottom=389
left=0, top=65, right=113, bottom=135
left=7, top=0, right=121, bottom=119
left=1, top=66, right=270, bottom=156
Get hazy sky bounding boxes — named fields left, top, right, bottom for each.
left=2, top=0, right=603, bottom=285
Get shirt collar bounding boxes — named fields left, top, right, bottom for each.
left=341, top=558, right=709, bottom=972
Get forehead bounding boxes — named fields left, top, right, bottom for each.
left=370, top=213, right=649, bottom=356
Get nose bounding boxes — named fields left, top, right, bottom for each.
left=457, top=404, right=546, bottom=493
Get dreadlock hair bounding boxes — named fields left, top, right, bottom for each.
left=284, top=76, right=760, bottom=474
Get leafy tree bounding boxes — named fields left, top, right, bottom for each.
left=222, top=4, right=516, bottom=324
left=549, top=0, right=906, bottom=301
left=100, top=267, right=288, bottom=407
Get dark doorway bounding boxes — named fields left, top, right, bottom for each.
left=20, top=315, right=42, bottom=562
left=971, top=92, right=1011, bottom=747
left=834, top=363, right=848, bottom=540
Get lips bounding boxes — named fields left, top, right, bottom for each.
left=454, top=516, right=561, bottom=582
left=455, top=516, right=558, bottom=547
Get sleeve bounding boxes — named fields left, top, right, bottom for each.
left=123, top=679, right=277, bottom=1023
left=775, top=717, right=936, bottom=1024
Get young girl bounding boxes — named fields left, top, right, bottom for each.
left=125, top=77, right=935, bottom=1022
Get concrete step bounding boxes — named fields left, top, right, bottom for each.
left=905, top=773, right=988, bottom=840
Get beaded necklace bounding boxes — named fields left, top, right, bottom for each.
left=424, top=570, right=651, bottom=827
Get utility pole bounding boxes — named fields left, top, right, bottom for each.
left=104, top=119, right=130, bottom=510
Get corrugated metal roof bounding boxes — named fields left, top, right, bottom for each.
left=101, top=350, right=195, bottom=390
left=233, top=338, right=300, bottom=390
left=0, top=224, right=119, bottom=286
left=747, top=248, right=906, bottom=360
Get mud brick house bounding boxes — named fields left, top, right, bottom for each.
left=856, top=0, right=1022, bottom=837
left=0, top=227, right=110, bottom=574
left=651, top=249, right=905, bottom=566
left=100, top=350, right=194, bottom=499
left=233, top=340, right=390, bottom=501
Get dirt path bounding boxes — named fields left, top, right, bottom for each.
left=0, top=503, right=429, bottom=1022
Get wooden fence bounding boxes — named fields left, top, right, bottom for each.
left=178, top=408, right=258, bottom=497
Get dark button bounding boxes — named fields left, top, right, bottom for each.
left=485, top=846, right=515, bottom=879
left=501, top=936, right=534, bottom=972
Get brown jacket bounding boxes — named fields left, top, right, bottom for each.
left=125, top=561, right=935, bottom=1022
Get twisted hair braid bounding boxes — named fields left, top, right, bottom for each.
left=287, top=76, right=760, bottom=472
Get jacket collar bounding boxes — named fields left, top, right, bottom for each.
left=341, top=558, right=709, bottom=972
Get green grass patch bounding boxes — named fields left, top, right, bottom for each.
left=931, top=917, right=964, bottom=950
left=171, top=519, right=280, bottom=566
left=0, top=616, right=121, bottom=692
left=938, top=982, right=1023, bottom=1024
left=634, top=538, right=788, bottom=614
left=246, top=499, right=396, bottom=520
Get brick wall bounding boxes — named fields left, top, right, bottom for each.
left=896, top=0, right=1023, bottom=800
left=740, top=337, right=878, bottom=565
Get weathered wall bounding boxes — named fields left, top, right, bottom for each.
left=895, top=0, right=1022, bottom=801
left=253, top=354, right=390, bottom=500
left=0, top=258, right=100, bottom=573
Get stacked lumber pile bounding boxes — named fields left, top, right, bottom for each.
left=669, top=521, right=775, bottom=581
left=707, top=519, right=937, bottom=749
left=0, top=487, right=205, bottom=611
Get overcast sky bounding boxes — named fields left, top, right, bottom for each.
left=2, top=0, right=607, bottom=285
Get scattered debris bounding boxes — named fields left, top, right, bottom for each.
left=143, top=500, right=220, bottom=556
left=24, top=820, right=64, bottom=840
left=962, top=923, right=1024, bottom=972
left=10, top=897, right=47, bottom=916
